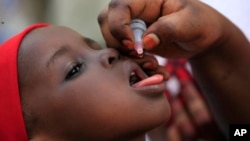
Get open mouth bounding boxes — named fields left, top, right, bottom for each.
left=129, top=71, right=143, bottom=86
left=127, top=62, right=164, bottom=88
left=124, top=60, right=166, bottom=95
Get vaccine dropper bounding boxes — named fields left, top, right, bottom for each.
left=130, top=19, right=147, bottom=58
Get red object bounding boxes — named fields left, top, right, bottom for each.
left=165, top=59, right=196, bottom=126
left=166, top=59, right=192, bottom=82
left=0, top=24, right=49, bottom=141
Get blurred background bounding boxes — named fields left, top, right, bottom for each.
left=0, top=0, right=108, bottom=45
left=0, top=0, right=249, bottom=46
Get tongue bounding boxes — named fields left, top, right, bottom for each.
left=133, top=74, right=164, bottom=88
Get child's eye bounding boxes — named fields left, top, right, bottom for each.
left=65, top=63, right=83, bottom=80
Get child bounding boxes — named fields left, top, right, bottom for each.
left=0, top=24, right=170, bottom=141
left=98, top=0, right=250, bottom=137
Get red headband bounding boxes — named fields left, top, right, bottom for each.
left=0, top=23, right=49, bottom=141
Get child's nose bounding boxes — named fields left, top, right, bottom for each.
left=100, top=48, right=119, bottom=68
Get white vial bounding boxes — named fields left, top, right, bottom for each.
left=130, top=19, right=147, bottom=57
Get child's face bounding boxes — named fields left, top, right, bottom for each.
left=19, top=26, right=170, bottom=140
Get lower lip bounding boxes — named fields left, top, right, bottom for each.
left=131, top=82, right=166, bottom=96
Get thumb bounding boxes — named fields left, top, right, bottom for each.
left=143, top=33, right=160, bottom=50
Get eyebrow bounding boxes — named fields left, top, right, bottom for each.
left=83, top=37, right=103, bottom=50
left=46, top=45, right=69, bottom=68
left=46, top=37, right=100, bottom=68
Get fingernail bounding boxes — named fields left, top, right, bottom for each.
left=143, top=34, right=159, bottom=49
left=122, top=40, right=134, bottom=50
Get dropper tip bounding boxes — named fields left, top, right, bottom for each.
left=134, top=41, right=144, bottom=57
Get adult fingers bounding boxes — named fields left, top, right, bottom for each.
left=143, top=0, right=215, bottom=58
left=98, top=0, right=164, bottom=50
left=181, top=81, right=227, bottom=141
left=126, top=53, right=159, bottom=69
left=144, top=12, right=202, bottom=58
left=127, top=54, right=170, bottom=81
left=171, top=98, right=196, bottom=139
left=166, top=124, right=182, bottom=141
left=98, top=6, right=126, bottom=51
left=181, top=81, right=212, bottom=126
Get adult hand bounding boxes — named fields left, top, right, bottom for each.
left=147, top=80, right=227, bottom=141
left=125, top=54, right=170, bottom=81
left=98, top=0, right=226, bottom=58
left=166, top=81, right=226, bottom=141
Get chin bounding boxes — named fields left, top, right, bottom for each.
left=154, top=100, right=171, bottom=127
left=141, top=97, right=171, bottom=132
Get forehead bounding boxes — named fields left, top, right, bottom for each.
left=20, top=26, right=95, bottom=61
left=18, top=26, right=94, bottom=78
left=25, top=26, right=85, bottom=47
left=22, top=26, right=102, bottom=54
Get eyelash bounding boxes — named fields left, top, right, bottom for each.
left=65, top=63, right=83, bottom=80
